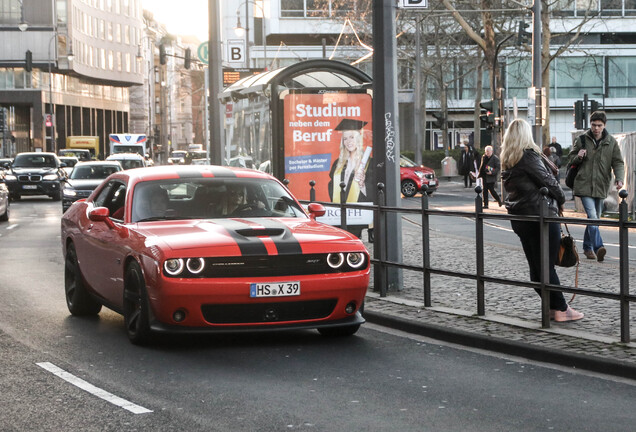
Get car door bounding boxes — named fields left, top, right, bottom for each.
left=78, top=180, right=129, bottom=308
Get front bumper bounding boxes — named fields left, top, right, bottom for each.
left=7, top=180, right=61, bottom=197
left=146, top=271, right=369, bottom=330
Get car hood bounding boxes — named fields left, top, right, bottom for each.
left=11, top=167, right=58, bottom=175
left=66, top=178, right=105, bottom=190
left=136, top=218, right=363, bottom=256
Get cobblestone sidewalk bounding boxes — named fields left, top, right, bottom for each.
left=362, top=179, right=636, bottom=380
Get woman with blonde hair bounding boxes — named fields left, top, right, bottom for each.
left=501, top=118, right=584, bottom=322
left=328, top=119, right=371, bottom=203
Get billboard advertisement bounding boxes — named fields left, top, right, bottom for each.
left=283, top=91, right=373, bottom=201
left=282, top=91, right=373, bottom=227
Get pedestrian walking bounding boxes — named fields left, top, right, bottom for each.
left=550, top=136, right=563, bottom=158
left=501, top=118, right=584, bottom=322
left=458, top=143, right=477, bottom=188
left=478, top=145, right=502, bottom=208
left=567, top=111, right=625, bottom=262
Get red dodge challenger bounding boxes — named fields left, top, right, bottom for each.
left=61, top=165, right=369, bottom=344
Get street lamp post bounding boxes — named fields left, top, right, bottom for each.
left=234, top=1, right=266, bottom=70
left=137, top=36, right=156, bottom=159
left=47, top=32, right=73, bottom=153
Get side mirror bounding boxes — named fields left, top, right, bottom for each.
left=307, top=203, right=326, bottom=220
left=88, top=206, right=110, bottom=222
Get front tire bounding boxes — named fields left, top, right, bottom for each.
left=123, top=261, right=152, bottom=345
left=401, top=180, right=417, bottom=198
left=65, top=243, right=102, bottom=315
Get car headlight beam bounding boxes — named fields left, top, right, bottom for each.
left=346, top=252, right=365, bottom=269
left=327, top=253, right=345, bottom=269
left=164, top=258, right=184, bottom=276
left=186, top=257, right=205, bottom=274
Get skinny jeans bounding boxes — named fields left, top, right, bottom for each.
left=510, top=220, right=568, bottom=312
left=483, top=182, right=501, bottom=207
left=579, top=196, right=604, bottom=253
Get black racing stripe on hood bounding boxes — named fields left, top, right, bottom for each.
left=219, top=219, right=268, bottom=256
left=256, top=219, right=303, bottom=255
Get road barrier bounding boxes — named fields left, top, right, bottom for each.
left=297, top=181, right=635, bottom=343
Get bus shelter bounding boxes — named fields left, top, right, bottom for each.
left=219, top=60, right=373, bottom=222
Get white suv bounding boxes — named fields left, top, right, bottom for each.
left=106, top=153, right=146, bottom=170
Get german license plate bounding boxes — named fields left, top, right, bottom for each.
left=250, top=281, right=300, bottom=298
left=428, top=180, right=437, bottom=186
left=22, top=185, right=37, bottom=190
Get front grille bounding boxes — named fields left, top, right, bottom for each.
left=163, top=254, right=369, bottom=278
left=18, top=174, right=41, bottom=182
left=75, top=190, right=93, bottom=198
left=201, top=299, right=337, bottom=324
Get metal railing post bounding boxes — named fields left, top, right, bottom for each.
left=339, top=181, right=347, bottom=232
left=421, top=185, right=431, bottom=307
left=375, top=183, right=387, bottom=297
left=618, top=190, right=630, bottom=343
left=539, top=187, right=551, bottom=329
left=309, top=180, right=316, bottom=202
left=475, top=185, right=485, bottom=316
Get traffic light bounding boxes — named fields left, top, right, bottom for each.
left=431, top=112, right=445, bottom=129
left=479, top=100, right=495, bottom=129
left=25, top=50, right=32, bottom=72
left=184, top=48, right=191, bottom=69
left=517, top=20, right=531, bottom=46
left=590, top=99, right=600, bottom=113
left=159, top=44, right=167, bottom=65
left=574, top=100, right=584, bottom=129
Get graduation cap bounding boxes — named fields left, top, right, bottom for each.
left=335, top=118, right=368, bottom=131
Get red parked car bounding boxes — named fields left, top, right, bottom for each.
left=61, top=166, right=369, bottom=344
left=400, top=156, right=438, bottom=197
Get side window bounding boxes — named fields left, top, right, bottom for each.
left=93, top=180, right=127, bottom=219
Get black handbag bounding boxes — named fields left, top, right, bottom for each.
left=565, top=140, right=585, bottom=189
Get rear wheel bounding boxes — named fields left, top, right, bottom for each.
left=65, top=243, right=102, bottom=315
left=123, top=261, right=152, bottom=345
left=401, top=180, right=417, bottom=198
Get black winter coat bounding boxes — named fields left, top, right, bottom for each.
left=502, top=150, right=565, bottom=217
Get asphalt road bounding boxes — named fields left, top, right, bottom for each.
left=1, top=197, right=635, bottom=431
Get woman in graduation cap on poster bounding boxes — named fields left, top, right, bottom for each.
left=328, top=118, right=373, bottom=203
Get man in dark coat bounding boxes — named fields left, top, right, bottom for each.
left=478, top=145, right=502, bottom=208
left=458, top=144, right=477, bottom=188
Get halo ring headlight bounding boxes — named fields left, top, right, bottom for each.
left=327, top=253, right=345, bottom=269
left=164, top=258, right=184, bottom=276
left=346, top=252, right=365, bottom=269
left=186, top=257, right=205, bottom=274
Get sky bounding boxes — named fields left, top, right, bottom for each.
left=142, top=0, right=209, bottom=41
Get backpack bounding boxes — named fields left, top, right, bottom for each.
left=565, top=139, right=585, bottom=189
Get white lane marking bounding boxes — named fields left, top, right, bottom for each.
left=36, top=362, right=153, bottom=414
left=6, top=224, right=18, bottom=230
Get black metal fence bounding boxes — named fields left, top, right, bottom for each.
left=295, top=180, right=636, bottom=343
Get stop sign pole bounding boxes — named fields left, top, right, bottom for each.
left=373, top=0, right=403, bottom=292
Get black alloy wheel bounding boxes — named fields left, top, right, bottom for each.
left=64, top=243, right=102, bottom=315
left=123, top=261, right=152, bottom=345
left=401, top=179, right=417, bottom=198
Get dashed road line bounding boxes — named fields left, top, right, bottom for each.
left=36, top=362, right=153, bottom=414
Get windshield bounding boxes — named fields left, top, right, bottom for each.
left=70, top=164, right=121, bottom=180
left=400, top=156, right=417, bottom=168
left=13, top=154, right=57, bottom=168
left=113, top=145, right=143, bottom=155
left=132, top=178, right=306, bottom=223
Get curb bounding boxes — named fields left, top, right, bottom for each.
left=364, top=309, right=636, bottom=381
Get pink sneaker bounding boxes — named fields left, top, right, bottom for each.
left=554, top=306, right=584, bottom=322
